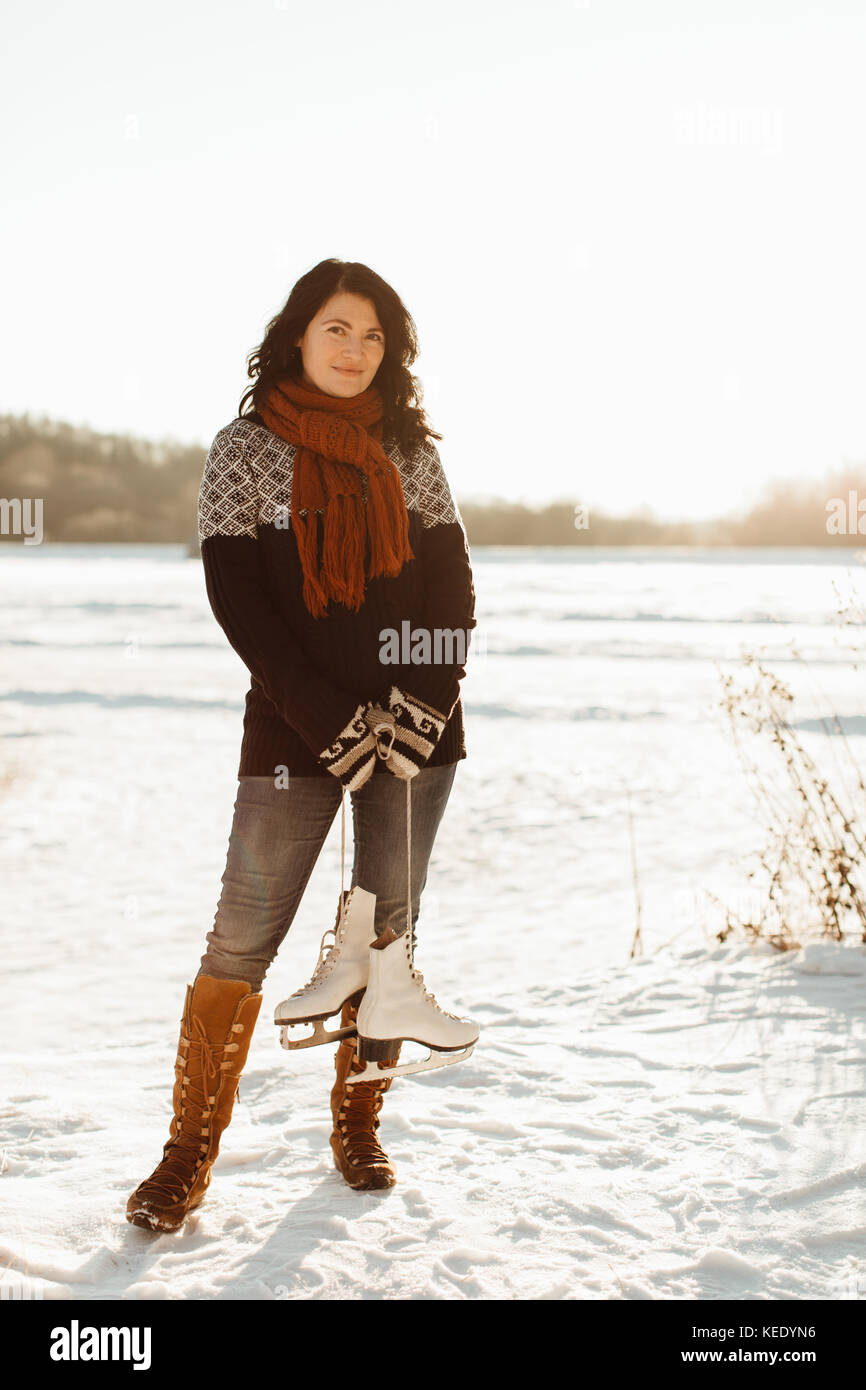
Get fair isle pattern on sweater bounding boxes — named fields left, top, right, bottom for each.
left=198, top=418, right=460, bottom=542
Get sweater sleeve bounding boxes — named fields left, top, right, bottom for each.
left=382, top=439, right=477, bottom=720
left=197, top=424, right=363, bottom=758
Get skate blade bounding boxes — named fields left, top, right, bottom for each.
left=277, top=1019, right=357, bottom=1050
left=345, top=1043, right=476, bottom=1084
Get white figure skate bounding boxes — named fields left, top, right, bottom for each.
left=346, top=927, right=479, bottom=1084
left=275, top=886, right=377, bottom=1050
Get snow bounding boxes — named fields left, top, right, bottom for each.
left=2, top=544, right=866, bottom=1301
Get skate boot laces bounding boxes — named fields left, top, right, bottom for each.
left=404, top=934, right=463, bottom=1022
left=289, top=891, right=357, bottom=1000
left=289, top=925, right=343, bottom=999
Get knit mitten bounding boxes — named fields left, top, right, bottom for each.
left=317, top=703, right=377, bottom=791
left=367, top=685, right=449, bottom=780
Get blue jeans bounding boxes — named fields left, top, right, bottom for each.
left=197, top=764, right=458, bottom=991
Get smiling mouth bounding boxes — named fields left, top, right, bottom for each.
left=334, top=367, right=361, bottom=374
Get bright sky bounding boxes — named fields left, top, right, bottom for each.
left=2, top=0, right=865, bottom=521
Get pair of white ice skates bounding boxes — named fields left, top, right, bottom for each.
left=274, top=886, right=478, bottom=1083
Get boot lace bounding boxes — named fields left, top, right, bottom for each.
left=134, top=1015, right=243, bottom=1204
left=336, top=1044, right=394, bottom=1166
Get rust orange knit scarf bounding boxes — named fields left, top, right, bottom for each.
left=258, top=374, right=414, bottom=619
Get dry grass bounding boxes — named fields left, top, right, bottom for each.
left=714, top=582, right=866, bottom=950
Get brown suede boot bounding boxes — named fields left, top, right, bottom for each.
left=126, top=975, right=262, bottom=1233
left=330, top=999, right=401, bottom=1190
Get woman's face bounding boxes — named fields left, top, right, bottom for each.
left=294, top=292, right=386, bottom=397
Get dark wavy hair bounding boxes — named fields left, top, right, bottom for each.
left=238, top=259, right=442, bottom=457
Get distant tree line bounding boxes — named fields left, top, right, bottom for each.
left=1, top=412, right=864, bottom=547
left=0, top=414, right=203, bottom=544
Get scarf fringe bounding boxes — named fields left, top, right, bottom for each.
left=322, top=494, right=366, bottom=612
left=367, top=468, right=413, bottom=578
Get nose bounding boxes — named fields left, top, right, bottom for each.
left=341, top=336, right=364, bottom=363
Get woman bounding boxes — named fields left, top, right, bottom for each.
left=126, top=259, right=478, bottom=1234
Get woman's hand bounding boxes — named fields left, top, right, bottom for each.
left=364, top=702, right=397, bottom=760
left=365, top=685, right=449, bottom=780
left=317, top=703, right=377, bottom=791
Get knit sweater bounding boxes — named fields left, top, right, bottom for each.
left=197, top=410, right=476, bottom=779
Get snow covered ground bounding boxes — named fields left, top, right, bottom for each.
left=2, top=544, right=865, bottom=1300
